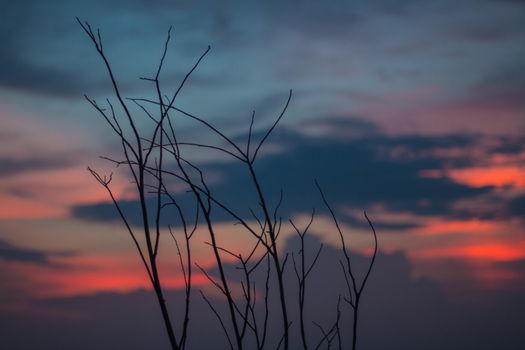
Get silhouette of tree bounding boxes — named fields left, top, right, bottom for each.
left=79, top=19, right=378, bottom=350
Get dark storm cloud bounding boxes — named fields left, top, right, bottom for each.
left=70, top=118, right=489, bottom=227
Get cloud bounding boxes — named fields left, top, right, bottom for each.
left=0, top=51, right=89, bottom=97
left=1, top=234, right=523, bottom=349
left=0, top=239, right=49, bottom=264
left=507, top=195, right=525, bottom=218
left=0, top=1, right=84, bottom=96
left=0, top=157, right=73, bottom=177
left=0, top=239, right=72, bottom=267
left=2, top=0, right=522, bottom=107
left=70, top=118, right=490, bottom=228
left=297, top=116, right=381, bottom=139
left=192, top=126, right=489, bottom=218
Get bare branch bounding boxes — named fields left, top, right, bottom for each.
left=251, top=89, right=292, bottom=163
left=200, top=291, right=235, bottom=350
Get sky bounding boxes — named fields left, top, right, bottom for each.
left=1, top=0, right=524, bottom=349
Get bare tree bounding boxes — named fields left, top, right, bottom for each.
left=316, top=181, right=378, bottom=350
left=79, top=19, right=379, bottom=350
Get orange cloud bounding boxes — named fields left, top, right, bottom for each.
left=459, top=244, right=525, bottom=261
left=2, top=254, right=211, bottom=299
left=420, top=166, right=525, bottom=189
left=0, top=195, right=66, bottom=218
left=414, top=241, right=525, bottom=262
left=0, top=166, right=132, bottom=219
left=446, top=166, right=525, bottom=188
left=49, top=269, right=210, bottom=297
left=417, top=219, right=498, bottom=235
left=0, top=217, right=272, bottom=301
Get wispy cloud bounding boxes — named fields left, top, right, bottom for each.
left=0, top=157, right=73, bottom=177
left=0, top=238, right=74, bottom=267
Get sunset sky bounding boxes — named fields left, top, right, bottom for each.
left=1, top=0, right=524, bottom=349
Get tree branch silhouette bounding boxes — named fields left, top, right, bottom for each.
left=80, top=18, right=379, bottom=350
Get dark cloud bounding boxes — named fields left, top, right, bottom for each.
left=0, top=51, right=89, bottom=97
left=493, top=258, right=525, bottom=271
left=0, top=239, right=73, bottom=267
left=0, top=157, right=73, bottom=177
left=338, top=213, right=421, bottom=231
left=507, top=195, right=525, bottom=218
left=0, top=1, right=82, bottom=96
left=0, top=0, right=160, bottom=97
left=193, top=127, right=487, bottom=218
left=70, top=119, right=489, bottom=227
left=0, top=239, right=48, bottom=264
left=490, top=136, right=525, bottom=155
left=1, top=0, right=523, bottom=103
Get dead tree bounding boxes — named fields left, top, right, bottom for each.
left=316, top=181, right=378, bottom=350
left=79, top=19, right=378, bottom=350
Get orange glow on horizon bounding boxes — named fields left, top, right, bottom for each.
left=414, top=242, right=525, bottom=262
left=0, top=218, right=274, bottom=302
left=411, top=239, right=525, bottom=291
left=50, top=270, right=211, bottom=297
left=2, top=258, right=211, bottom=299
left=460, top=244, right=525, bottom=261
